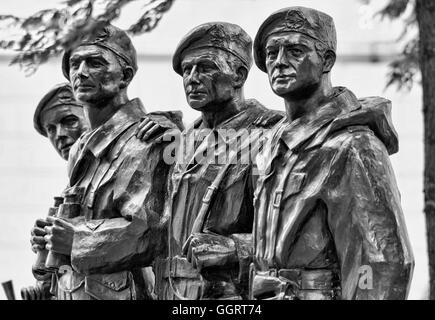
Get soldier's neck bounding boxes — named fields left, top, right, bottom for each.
left=84, top=91, right=130, bottom=129
left=284, top=75, right=333, bottom=122
left=201, top=92, right=245, bottom=129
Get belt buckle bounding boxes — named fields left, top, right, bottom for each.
left=268, top=268, right=278, bottom=277
left=273, top=190, right=283, bottom=208
left=203, top=186, right=216, bottom=204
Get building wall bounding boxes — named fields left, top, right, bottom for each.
left=0, top=0, right=427, bottom=299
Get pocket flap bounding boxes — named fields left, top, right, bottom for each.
left=283, top=172, right=305, bottom=199
left=222, top=164, right=250, bottom=190
left=85, top=271, right=134, bottom=300
left=86, top=271, right=129, bottom=291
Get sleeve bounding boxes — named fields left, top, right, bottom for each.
left=70, top=139, right=171, bottom=275
left=230, top=233, right=253, bottom=294
left=325, top=130, right=414, bottom=300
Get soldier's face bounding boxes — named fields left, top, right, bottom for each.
left=181, top=48, right=235, bottom=111
left=41, top=105, right=88, bottom=160
left=265, top=32, right=324, bottom=99
left=69, top=45, right=125, bottom=105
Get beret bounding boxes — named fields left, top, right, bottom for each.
left=173, top=22, right=252, bottom=75
left=34, top=83, right=83, bottom=136
left=254, top=6, right=337, bottom=72
left=62, top=23, right=137, bottom=80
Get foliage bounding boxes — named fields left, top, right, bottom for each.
left=363, top=0, right=419, bottom=90
left=0, top=0, right=174, bottom=75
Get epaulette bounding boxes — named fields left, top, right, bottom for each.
left=247, top=99, right=285, bottom=129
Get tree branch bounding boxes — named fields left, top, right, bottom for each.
left=0, top=0, right=175, bottom=75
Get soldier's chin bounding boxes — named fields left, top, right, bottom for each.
left=75, top=92, right=95, bottom=103
left=59, top=147, right=70, bottom=160
left=188, top=98, right=208, bottom=110
left=272, top=83, right=293, bottom=97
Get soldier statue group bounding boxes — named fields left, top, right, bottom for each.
left=25, top=6, right=414, bottom=300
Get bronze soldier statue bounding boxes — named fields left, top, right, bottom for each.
left=31, top=23, right=182, bottom=300
left=250, top=7, right=414, bottom=300
left=25, top=83, right=88, bottom=300
left=33, top=83, right=88, bottom=161
left=154, top=22, right=284, bottom=300
left=27, top=80, right=179, bottom=300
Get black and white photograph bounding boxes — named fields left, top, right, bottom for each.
left=0, top=0, right=432, bottom=306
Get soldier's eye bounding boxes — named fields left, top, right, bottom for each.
left=266, top=50, right=278, bottom=59
left=70, top=59, right=80, bottom=69
left=88, top=59, right=104, bottom=68
left=183, top=66, right=192, bottom=75
left=46, top=125, right=55, bottom=135
left=290, top=48, right=304, bottom=57
left=62, top=116, right=79, bottom=128
left=200, top=64, right=215, bottom=73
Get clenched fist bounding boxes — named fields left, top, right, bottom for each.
left=43, top=216, right=75, bottom=256
left=183, top=233, right=237, bottom=272
left=30, top=218, right=51, bottom=253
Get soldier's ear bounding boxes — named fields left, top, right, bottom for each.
left=234, top=66, right=248, bottom=89
left=323, top=50, right=336, bottom=73
left=121, top=66, right=134, bottom=88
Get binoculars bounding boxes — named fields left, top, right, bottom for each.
left=32, top=188, right=83, bottom=274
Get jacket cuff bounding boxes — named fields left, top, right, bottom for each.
left=230, top=233, right=254, bottom=285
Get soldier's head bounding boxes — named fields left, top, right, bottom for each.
left=62, top=23, right=137, bottom=106
left=173, top=22, right=252, bottom=111
left=254, top=7, right=337, bottom=100
left=34, top=83, right=88, bottom=160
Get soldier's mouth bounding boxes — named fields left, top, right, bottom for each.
left=273, top=74, right=295, bottom=81
left=59, top=143, right=72, bottom=152
left=75, top=83, right=94, bottom=90
left=188, top=91, right=206, bottom=98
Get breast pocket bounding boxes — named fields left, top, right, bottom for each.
left=282, top=172, right=306, bottom=201
left=222, top=164, right=250, bottom=191
left=85, top=271, right=135, bottom=300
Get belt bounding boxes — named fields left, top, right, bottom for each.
left=250, top=265, right=340, bottom=300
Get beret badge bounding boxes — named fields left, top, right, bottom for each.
left=58, top=93, right=73, bottom=104
left=208, top=25, right=229, bottom=48
left=285, top=10, right=307, bottom=30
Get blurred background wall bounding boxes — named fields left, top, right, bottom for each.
left=0, top=0, right=427, bottom=299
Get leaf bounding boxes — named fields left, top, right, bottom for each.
left=64, top=0, right=86, bottom=6
left=378, top=0, right=411, bottom=20
left=385, top=38, right=420, bottom=90
left=128, top=0, right=174, bottom=35
left=1, top=0, right=176, bottom=74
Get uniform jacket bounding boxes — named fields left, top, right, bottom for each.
left=54, top=98, right=181, bottom=300
left=253, top=87, right=414, bottom=300
left=156, top=99, right=284, bottom=300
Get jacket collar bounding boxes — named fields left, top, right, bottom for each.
left=80, top=98, right=146, bottom=159
left=279, top=87, right=361, bottom=152
left=192, top=103, right=250, bottom=132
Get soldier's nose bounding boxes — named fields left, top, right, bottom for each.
left=56, top=124, right=68, bottom=138
left=187, top=65, right=200, bottom=83
left=77, top=61, right=89, bottom=77
left=276, top=47, right=289, bottom=67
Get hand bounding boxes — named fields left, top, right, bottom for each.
left=44, top=217, right=75, bottom=256
left=30, top=218, right=52, bottom=253
left=183, top=233, right=237, bottom=272
left=135, top=117, right=163, bottom=142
